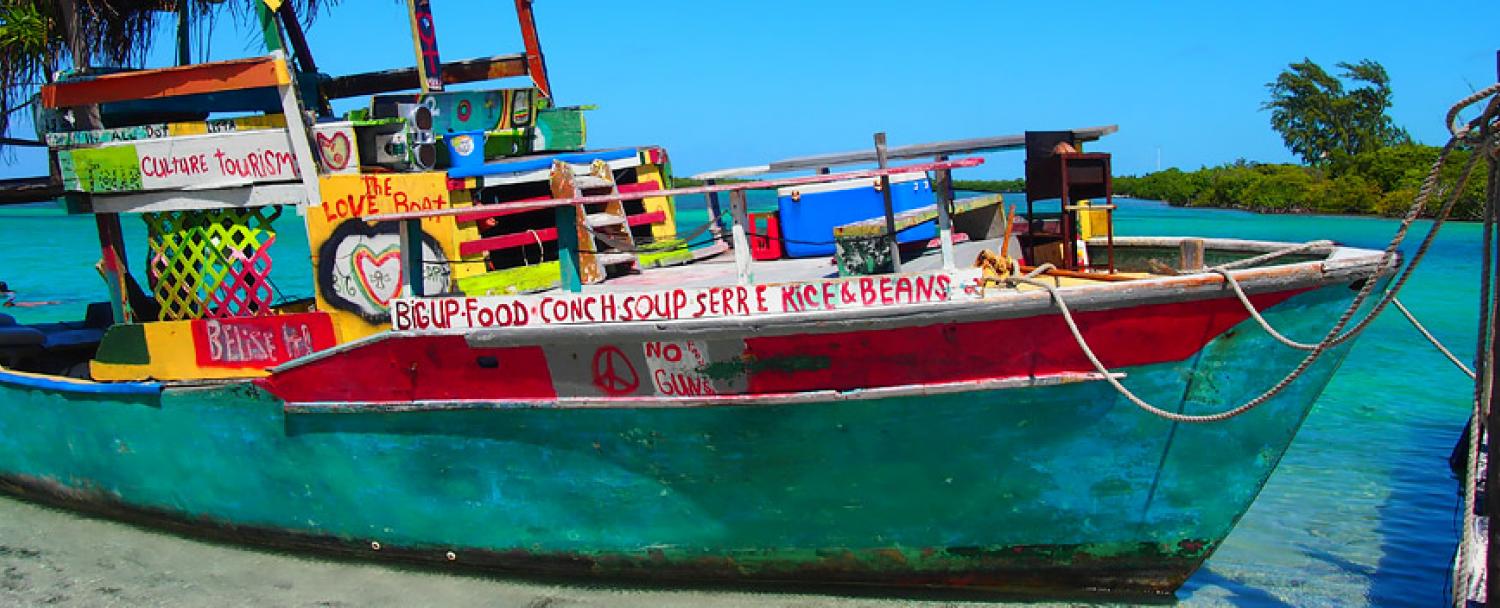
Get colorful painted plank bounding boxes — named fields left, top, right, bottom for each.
left=44, top=115, right=288, bottom=148
left=371, top=157, right=985, bottom=223
left=372, top=89, right=543, bottom=134
left=311, top=122, right=360, bottom=175
left=90, top=312, right=336, bottom=381
left=306, top=173, right=465, bottom=341
left=392, top=269, right=984, bottom=331
left=41, top=55, right=291, bottom=109
left=58, top=129, right=302, bottom=194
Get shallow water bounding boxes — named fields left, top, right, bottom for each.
left=0, top=197, right=1478, bottom=606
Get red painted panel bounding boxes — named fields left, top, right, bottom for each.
left=626, top=211, right=667, bottom=227
left=257, top=335, right=555, bottom=403
left=617, top=180, right=661, bottom=194
left=192, top=312, right=337, bottom=369
left=257, top=289, right=1307, bottom=404
left=460, top=226, right=560, bottom=256
left=742, top=291, right=1304, bottom=394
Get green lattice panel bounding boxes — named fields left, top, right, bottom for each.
left=144, top=208, right=280, bottom=320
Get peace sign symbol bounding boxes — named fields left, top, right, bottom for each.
left=592, top=345, right=639, bottom=395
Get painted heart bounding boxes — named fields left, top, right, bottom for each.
left=351, top=245, right=403, bottom=307
left=316, top=131, right=352, bottom=171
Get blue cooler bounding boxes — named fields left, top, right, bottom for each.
left=776, top=172, right=935, bottom=258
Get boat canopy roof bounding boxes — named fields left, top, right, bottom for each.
left=690, top=125, right=1117, bottom=180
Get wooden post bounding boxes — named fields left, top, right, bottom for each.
left=932, top=154, right=957, bottom=270
left=704, top=179, right=726, bottom=242
left=1179, top=238, right=1205, bottom=272
left=406, top=0, right=444, bottom=93
left=276, top=3, right=335, bottom=118
left=874, top=133, right=902, bottom=273
left=729, top=189, right=754, bottom=284
left=176, top=0, right=191, bottom=66
left=1486, top=74, right=1499, bottom=602
left=274, top=52, right=322, bottom=211
left=256, top=2, right=284, bottom=53
left=513, top=0, right=553, bottom=98
left=56, top=0, right=102, bottom=131
left=94, top=212, right=130, bottom=323
left=399, top=219, right=425, bottom=298
left=556, top=204, right=583, bottom=293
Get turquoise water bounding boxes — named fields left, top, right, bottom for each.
left=0, top=196, right=1478, bottom=606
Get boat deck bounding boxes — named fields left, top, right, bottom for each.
left=578, top=236, right=1143, bottom=295
left=589, top=237, right=1027, bottom=293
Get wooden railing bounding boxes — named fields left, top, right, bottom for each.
left=364, top=157, right=984, bottom=294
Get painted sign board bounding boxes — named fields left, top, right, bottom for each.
left=391, top=269, right=986, bottom=331
left=306, top=172, right=467, bottom=341
left=311, top=122, right=360, bottom=175
left=191, top=313, right=337, bottom=369
left=59, top=129, right=300, bottom=193
left=45, top=115, right=287, bottom=148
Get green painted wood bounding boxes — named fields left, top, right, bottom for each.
left=93, top=324, right=149, bottom=365
left=834, top=194, right=1003, bottom=238
left=0, top=283, right=1371, bottom=595
left=257, top=4, right=283, bottom=53
left=556, top=205, right=582, bottom=293
left=399, top=219, right=426, bottom=298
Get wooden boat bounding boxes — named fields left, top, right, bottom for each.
left=0, top=1, right=1393, bottom=599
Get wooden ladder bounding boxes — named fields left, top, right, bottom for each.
left=547, top=159, right=637, bottom=288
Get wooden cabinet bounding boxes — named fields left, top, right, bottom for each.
left=1023, top=132, right=1115, bottom=272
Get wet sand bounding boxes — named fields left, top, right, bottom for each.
left=0, top=495, right=1021, bottom=608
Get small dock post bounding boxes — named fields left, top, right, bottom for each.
left=933, top=154, right=957, bottom=270
left=1179, top=238, right=1205, bottom=272
left=729, top=189, right=754, bottom=284
left=874, top=133, right=903, bottom=274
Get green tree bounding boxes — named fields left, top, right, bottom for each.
left=1263, top=58, right=1410, bottom=166
left=0, top=1, right=334, bottom=146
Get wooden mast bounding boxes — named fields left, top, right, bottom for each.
left=406, top=0, right=444, bottom=93
left=514, top=0, right=553, bottom=98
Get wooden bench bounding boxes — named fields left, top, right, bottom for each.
left=832, top=193, right=1004, bottom=276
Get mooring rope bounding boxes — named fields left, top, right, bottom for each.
left=1393, top=298, right=1476, bottom=379
left=1016, top=86, right=1500, bottom=423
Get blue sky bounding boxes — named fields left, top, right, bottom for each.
left=7, top=1, right=1495, bottom=179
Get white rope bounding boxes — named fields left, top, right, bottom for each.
left=1393, top=298, right=1476, bottom=379
left=1013, top=276, right=1321, bottom=423
left=1014, top=87, right=1500, bottom=423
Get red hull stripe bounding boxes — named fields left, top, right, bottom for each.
left=743, top=290, right=1301, bottom=393
left=257, top=290, right=1302, bottom=404
left=257, top=336, right=556, bottom=402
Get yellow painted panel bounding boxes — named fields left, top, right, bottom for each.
left=305, top=173, right=464, bottom=341
left=635, top=164, right=678, bottom=241
left=167, top=114, right=287, bottom=136
left=89, top=320, right=271, bottom=381
left=447, top=188, right=485, bottom=280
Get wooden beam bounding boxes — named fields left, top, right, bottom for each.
left=0, top=176, right=62, bottom=205
left=691, top=125, right=1119, bottom=180
left=406, top=0, right=444, bottom=93
left=729, top=190, right=753, bottom=284
left=514, top=0, right=552, bottom=98
left=364, top=157, right=986, bottom=224
left=322, top=54, right=528, bottom=99
left=874, top=132, right=902, bottom=273
left=85, top=184, right=308, bottom=214
left=399, top=219, right=426, bottom=298
left=41, top=56, right=291, bottom=109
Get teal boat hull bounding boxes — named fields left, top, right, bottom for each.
left=0, top=281, right=1364, bottom=598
